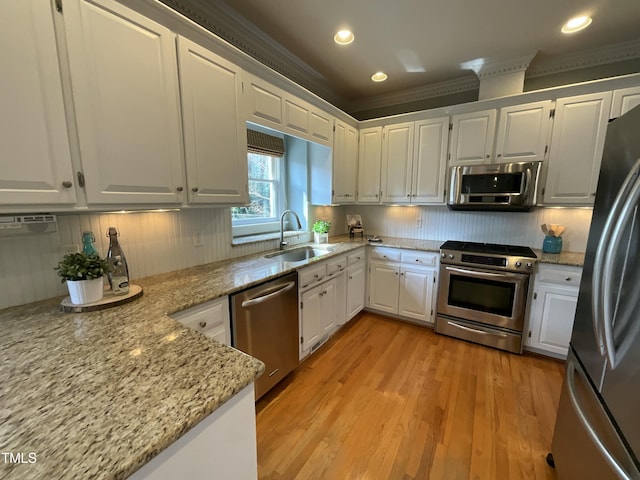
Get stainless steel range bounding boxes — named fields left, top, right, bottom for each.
left=435, top=241, right=537, bottom=353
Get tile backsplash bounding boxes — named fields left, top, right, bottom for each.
left=0, top=205, right=591, bottom=309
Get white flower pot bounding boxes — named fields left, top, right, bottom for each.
left=314, top=232, right=329, bottom=244
left=66, top=277, right=104, bottom=305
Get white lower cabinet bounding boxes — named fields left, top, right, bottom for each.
left=346, top=249, right=366, bottom=320
left=169, top=296, right=230, bottom=346
left=300, top=275, right=336, bottom=359
left=525, top=264, right=582, bottom=358
left=367, top=247, right=438, bottom=325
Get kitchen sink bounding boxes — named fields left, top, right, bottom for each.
left=264, top=245, right=333, bottom=263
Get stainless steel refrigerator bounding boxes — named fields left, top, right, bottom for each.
left=551, top=104, right=640, bottom=479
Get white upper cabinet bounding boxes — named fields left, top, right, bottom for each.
left=544, top=92, right=612, bottom=205
left=412, top=117, right=450, bottom=203
left=177, top=36, right=248, bottom=204
left=357, top=127, right=383, bottom=203
left=610, top=86, right=640, bottom=118
left=494, top=101, right=552, bottom=163
left=332, top=120, right=358, bottom=203
left=449, top=109, right=496, bottom=166
left=379, top=117, right=449, bottom=204
left=243, top=71, right=332, bottom=146
left=381, top=122, right=414, bottom=203
left=64, top=0, right=184, bottom=205
left=1, top=1, right=76, bottom=207
left=243, top=71, right=284, bottom=130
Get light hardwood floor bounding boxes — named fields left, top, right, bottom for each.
left=256, top=312, right=565, bottom=480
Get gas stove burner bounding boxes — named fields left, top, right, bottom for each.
left=439, top=240, right=537, bottom=273
left=440, top=241, right=536, bottom=258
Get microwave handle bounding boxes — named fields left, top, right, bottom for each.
left=522, top=167, right=532, bottom=197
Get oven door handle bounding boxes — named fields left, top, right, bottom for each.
left=444, top=265, right=525, bottom=281
left=446, top=320, right=509, bottom=338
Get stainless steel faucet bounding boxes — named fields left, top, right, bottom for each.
left=280, top=210, right=302, bottom=249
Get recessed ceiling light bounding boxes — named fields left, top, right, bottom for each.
left=334, top=30, right=354, bottom=45
left=371, top=71, right=388, bottom=82
left=561, top=15, right=592, bottom=34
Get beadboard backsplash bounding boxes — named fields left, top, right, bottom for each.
left=0, top=205, right=591, bottom=309
left=346, top=205, right=592, bottom=252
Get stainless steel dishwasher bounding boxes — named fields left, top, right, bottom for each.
left=231, top=273, right=299, bottom=400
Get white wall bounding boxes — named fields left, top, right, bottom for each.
left=0, top=205, right=591, bottom=310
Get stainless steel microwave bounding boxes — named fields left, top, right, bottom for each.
left=448, top=161, right=542, bottom=211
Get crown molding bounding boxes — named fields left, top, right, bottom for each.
left=527, top=38, right=640, bottom=78
left=469, top=53, right=538, bottom=79
left=157, top=0, right=348, bottom=108
left=347, top=76, right=479, bottom=113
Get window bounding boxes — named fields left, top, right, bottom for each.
left=231, top=153, right=284, bottom=229
left=232, top=129, right=298, bottom=240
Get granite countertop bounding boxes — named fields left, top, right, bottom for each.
left=0, top=240, right=368, bottom=480
left=0, top=236, right=583, bottom=479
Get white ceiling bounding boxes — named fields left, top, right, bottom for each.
left=169, top=0, right=640, bottom=113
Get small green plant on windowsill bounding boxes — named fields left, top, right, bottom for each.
left=312, top=220, right=331, bottom=234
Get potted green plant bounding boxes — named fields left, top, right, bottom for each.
left=312, top=220, right=331, bottom=244
left=55, top=252, right=110, bottom=305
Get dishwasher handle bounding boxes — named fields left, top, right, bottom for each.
left=240, top=281, right=296, bottom=308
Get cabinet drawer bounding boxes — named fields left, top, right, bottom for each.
left=347, top=249, right=365, bottom=266
left=400, top=251, right=438, bottom=267
left=299, top=263, right=327, bottom=289
left=170, top=297, right=229, bottom=343
left=536, top=264, right=582, bottom=286
left=369, top=247, right=402, bottom=263
left=327, top=255, right=347, bottom=277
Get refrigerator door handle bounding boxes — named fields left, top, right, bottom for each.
left=566, top=357, right=633, bottom=480
left=593, top=157, right=640, bottom=367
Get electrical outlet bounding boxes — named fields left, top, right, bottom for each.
left=193, top=232, right=204, bottom=247
left=60, top=244, right=79, bottom=255
left=416, top=217, right=422, bottom=228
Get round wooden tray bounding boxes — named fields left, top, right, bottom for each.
left=59, top=284, right=143, bottom=313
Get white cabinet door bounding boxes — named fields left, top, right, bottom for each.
left=412, top=117, right=449, bottom=204
left=310, top=110, right=333, bottom=144
left=301, top=285, right=323, bottom=352
left=357, top=127, right=383, bottom=203
left=368, top=262, right=400, bottom=314
left=381, top=122, right=414, bottom=203
left=528, top=283, right=578, bottom=358
left=300, top=278, right=336, bottom=353
left=544, top=92, right=612, bottom=205
left=449, top=109, right=497, bottom=166
left=284, top=97, right=309, bottom=135
left=494, top=101, right=552, bottom=163
left=177, top=37, right=248, bottom=204
left=242, top=71, right=284, bottom=129
left=332, top=120, right=358, bottom=203
left=346, top=263, right=366, bottom=320
left=398, top=266, right=434, bottom=324
left=322, top=278, right=337, bottom=335
left=611, top=86, right=640, bottom=118
left=1, top=1, right=76, bottom=206
left=65, top=0, right=184, bottom=205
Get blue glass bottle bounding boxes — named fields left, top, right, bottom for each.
left=82, top=231, right=98, bottom=256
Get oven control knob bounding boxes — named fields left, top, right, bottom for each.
left=441, top=253, right=446, bottom=259
left=515, top=261, right=522, bottom=268
left=448, top=254, right=454, bottom=259
left=526, top=262, right=533, bottom=269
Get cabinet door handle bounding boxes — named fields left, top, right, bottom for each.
left=199, top=321, right=207, bottom=328
left=192, top=187, right=199, bottom=193
left=566, top=277, right=572, bottom=281
left=176, top=186, right=184, bottom=192
left=62, top=180, right=72, bottom=188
